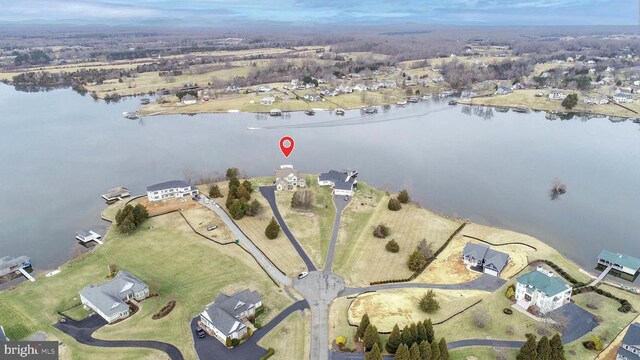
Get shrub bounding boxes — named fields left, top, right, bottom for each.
left=407, top=250, right=427, bottom=272
left=291, top=189, right=314, bottom=210
left=373, top=224, right=390, bottom=238
left=419, top=290, right=440, bottom=313
left=388, top=198, right=402, bottom=211
left=386, top=239, right=400, bottom=253
left=208, top=184, right=223, bottom=198
left=397, top=190, right=410, bottom=204
left=265, top=217, right=280, bottom=239
left=591, top=337, right=603, bottom=351
left=225, top=337, right=232, bottom=348
left=231, top=338, right=240, bottom=347
left=259, top=348, right=275, bottom=360
left=505, top=285, right=515, bottom=300
left=503, top=308, right=513, bottom=315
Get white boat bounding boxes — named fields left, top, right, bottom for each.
left=422, top=94, right=433, bottom=100
left=396, top=99, right=408, bottom=106
left=335, top=108, right=345, bottom=116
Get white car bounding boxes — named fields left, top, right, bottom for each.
left=298, top=272, right=309, bottom=279
left=204, top=198, right=210, bottom=204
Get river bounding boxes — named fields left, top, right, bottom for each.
left=1, top=84, right=639, bottom=280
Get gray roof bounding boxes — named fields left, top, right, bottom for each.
left=621, top=323, right=640, bottom=347
left=275, top=168, right=298, bottom=180
left=462, top=242, right=509, bottom=272
left=319, top=170, right=356, bottom=191
left=203, top=289, right=261, bottom=335
left=463, top=242, right=489, bottom=261
left=0, top=255, right=31, bottom=271
left=182, top=94, right=196, bottom=100
left=76, top=230, right=92, bottom=237
left=80, top=271, right=147, bottom=318
left=146, top=180, right=194, bottom=192
left=0, top=325, right=8, bottom=341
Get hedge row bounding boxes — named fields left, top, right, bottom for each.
left=573, top=286, right=634, bottom=313
left=259, top=348, right=275, bottom=360
left=540, top=260, right=587, bottom=287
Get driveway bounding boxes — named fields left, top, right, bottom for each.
left=200, top=197, right=292, bottom=286
left=191, top=300, right=309, bottom=360
left=54, top=315, right=184, bottom=360
left=259, top=185, right=317, bottom=272
left=324, top=195, right=351, bottom=273
left=549, top=302, right=598, bottom=343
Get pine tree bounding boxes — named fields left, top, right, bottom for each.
left=401, top=325, right=412, bottom=346
left=386, top=324, right=402, bottom=354
left=241, top=179, right=253, bottom=193
left=408, top=250, right=427, bottom=271
left=438, top=338, right=448, bottom=360
left=424, top=319, right=434, bottom=343
left=537, top=336, right=551, bottom=360
left=208, top=184, right=222, bottom=198
left=517, top=334, right=538, bottom=360
left=420, top=290, right=440, bottom=313
left=550, top=334, right=566, bottom=360
left=398, top=189, right=410, bottom=203
left=419, top=340, right=432, bottom=360
left=229, top=199, right=246, bottom=220
left=409, top=322, right=418, bottom=345
left=264, top=217, right=280, bottom=239
left=363, top=324, right=379, bottom=351
left=365, top=343, right=383, bottom=360
left=409, top=343, right=421, bottom=360
left=416, top=321, right=427, bottom=344
left=431, top=341, right=441, bottom=360
left=395, top=343, right=410, bottom=360
left=245, top=199, right=262, bottom=216
left=237, top=185, right=251, bottom=202
left=356, top=313, right=370, bottom=340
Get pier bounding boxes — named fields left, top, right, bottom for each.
left=17, top=268, right=35, bottom=282
left=76, top=230, right=103, bottom=245
left=101, top=187, right=131, bottom=203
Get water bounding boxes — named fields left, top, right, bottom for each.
left=1, top=84, right=639, bottom=278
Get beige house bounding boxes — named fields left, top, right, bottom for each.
left=275, top=165, right=306, bottom=191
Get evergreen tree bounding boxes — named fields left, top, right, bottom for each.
left=420, top=290, right=440, bottom=313
left=132, top=204, right=149, bottom=226
left=408, top=250, right=427, bottom=271
left=208, top=184, right=222, bottom=198
left=430, top=341, right=441, bottom=360
left=409, top=322, right=418, bottom=345
left=237, top=185, right=251, bottom=202
left=245, top=199, right=262, bottom=216
left=365, top=343, right=383, bottom=360
left=419, top=340, right=432, bottom=360
left=517, top=334, right=538, bottom=360
left=395, top=344, right=410, bottom=360
left=225, top=192, right=235, bottom=209
left=264, top=217, right=280, bottom=239
left=241, top=179, right=254, bottom=193
left=363, top=324, right=379, bottom=351
left=410, top=342, right=421, bottom=360
left=550, top=334, right=566, bottom=360
left=424, top=319, right=434, bottom=343
left=398, top=189, right=410, bottom=203
left=537, top=336, right=551, bottom=360
left=416, top=321, right=427, bottom=344
left=401, top=325, right=412, bottom=346
left=438, top=338, right=448, bottom=360
left=386, top=324, right=402, bottom=354
left=229, top=199, right=246, bottom=220
left=226, top=167, right=239, bottom=180
left=356, top=313, right=371, bottom=340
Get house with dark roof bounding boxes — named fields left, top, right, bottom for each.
left=199, top=289, right=262, bottom=345
left=515, top=268, right=572, bottom=314
left=461, top=242, right=510, bottom=277
left=146, top=180, right=198, bottom=202
left=317, top=170, right=358, bottom=196
left=598, top=251, right=640, bottom=281
left=0, top=325, right=8, bottom=341
left=79, top=271, right=149, bottom=323
left=617, top=323, right=640, bottom=360
left=495, top=86, right=513, bottom=95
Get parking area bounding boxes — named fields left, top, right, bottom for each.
left=549, top=302, right=598, bottom=343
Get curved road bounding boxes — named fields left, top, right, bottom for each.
left=259, top=186, right=317, bottom=272
left=54, top=315, right=184, bottom=360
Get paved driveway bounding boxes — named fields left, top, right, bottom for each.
left=549, top=302, right=598, bottom=343
left=324, top=195, right=351, bottom=273
left=192, top=300, right=309, bottom=360
left=54, top=315, right=184, bottom=360
left=259, top=185, right=317, bottom=271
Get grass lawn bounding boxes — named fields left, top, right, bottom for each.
left=449, top=346, right=519, bottom=360
left=333, top=187, right=462, bottom=286
left=329, top=297, right=359, bottom=350
left=347, top=289, right=488, bottom=332
left=257, top=310, right=311, bottom=360
left=275, top=176, right=336, bottom=269
left=0, top=211, right=291, bottom=360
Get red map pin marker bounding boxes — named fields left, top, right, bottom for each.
left=279, top=136, right=295, bottom=158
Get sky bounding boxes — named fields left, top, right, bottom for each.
left=0, top=0, right=637, bottom=26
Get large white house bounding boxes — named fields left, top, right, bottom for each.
left=617, top=323, right=640, bottom=360
left=275, top=165, right=306, bottom=191
left=515, top=268, right=572, bottom=314
left=200, top=289, right=262, bottom=345
left=318, top=170, right=358, bottom=196
left=146, top=180, right=198, bottom=202
left=79, top=271, right=149, bottom=323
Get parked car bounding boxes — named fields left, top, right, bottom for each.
left=204, top=198, right=211, bottom=204
left=344, top=195, right=350, bottom=201
left=194, top=194, right=201, bottom=200
left=207, top=225, right=218, bottom=231
left=298, top=271, right=309, bottom=279
left=196, top=328, right=206, bottom=338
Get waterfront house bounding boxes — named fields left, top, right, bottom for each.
left=146, top=180, right=198, bottom=202
left=0, top=256, right=31, bottom=278
left=462, top=242, right=510, bottom=277
left=617, top=323, right=640, bottom=360
left=258, top=85, right=272, bottom=93
left=353, top=84, right=367, bottom=92
left=318, top=170, right=358, bottom=196
left=80, top=271, right=149, bottom=323
left=597, top=251, right=640, bottom=280
left=260, top=96, right=275, bottom=106
left=495, top=86, right=513, bottom=95
left=275, top=165, right=306, bottom=191
left=303, top=93, right=321, bottom=102
left=548, top=90, right=566, bottom=100
left=0, top=325, right=8, bottom=341
left=181, top=94, right=197, bottom=105
left=613, top=93, right=634, bottom=104
left=515, top=268, right=572, bottom=314
left=199, top=289, right=262, bottom=345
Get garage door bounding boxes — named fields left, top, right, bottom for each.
left=484, top=268, right=498, bottom=277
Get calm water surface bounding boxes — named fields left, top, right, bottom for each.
left=1, top=84, right=639, bottom=279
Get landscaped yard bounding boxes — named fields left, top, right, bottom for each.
left=258, top=310, right=311, bottom=360
left=347, top=288, right=489, bottom=332
left=329, top=297, right=360, bottom=350
left=0, top=210, right=292, bottom=360
left=333, top=188, right=462, bottom=286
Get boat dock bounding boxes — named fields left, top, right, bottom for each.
left=101, top=187, right=131, bottom=203
left=0, top=255, right=32, bottom=278
left=17, top=268, right=35, bottom=282
left=76, top=230, right=103, bottom=245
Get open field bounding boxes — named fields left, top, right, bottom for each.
left=333, top=188, right=462, bottom=286
left=0, top=209, right=291, bottom=360
left=258, top=310, right=311, bottom=360
left=449, top=346, right=519, bottom=360
left=459, top=89, right=640, bottom=118
left=347, top=289, right=488, bottom=332
left=276, top=176, right=336, bottom=269
left=197, top=179, right=308, bottom=277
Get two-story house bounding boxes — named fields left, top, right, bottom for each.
left=146, top=180, right=198, bottom=202
left=515, top=268, right=572, bottom=314
left=199, top=289, right=262, bottom=345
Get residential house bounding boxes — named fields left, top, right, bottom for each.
left=634, top=81, right=640, bottom=87
left=617, top=323, right=640, bottom=360
left=584, top=97, right=609, bottom=105
left=181, top=94, right=197, bottom=105
left=548, top=90, right=567, bottom=100
left=260, top=96, right=275, bottom=106
left=495, top=86, right=513, bottom=95
left=514, top=268, right=572, bottom=314
left=318, top=170, right=358, bottom=196
left=226, top=85, right=240, bottom=92
left=275, top=165, right=306, bottom=191
left=0, top=325, right=8, bottom=341
left=613, top=93, right=634, bottom=104
left=606, top=66, right=616, bottom=72
left=588, top=68, right=596, bottom=74
left=597, top=251, right=640, bottom=279
left=258, top=85, right=272, bottom=93
left=146, top=180, right=198, bottom=202
left=200, top=289, right=262, bottom=344
left=461, top=242, right=510, bottom=277
left=79, top=271, right=149, bottom=323
left=353, top=84, right=367, bottom=92
left=303, top=94, right=321, bottom=102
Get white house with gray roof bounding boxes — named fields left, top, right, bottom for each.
left=146, top=180, right=198, bottom=202
left=462, top=242, right=510, bottom=277
left=79, top=271, right=149, bottom=323
left=515, top=268, right=572, bottom=314
left=317, top=170, right=358, bottom=196
left=617, top=323, right=640, bottom=360
left=199, top=289, right=262, bottom=344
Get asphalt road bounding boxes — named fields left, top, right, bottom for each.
left=200, top=197, right=292, bottom=286
left=191, top=300, right=309, bottom=360
left=54, top=315, right=184, bottom=360
left=259, top=185, right=317, bottom=271
left=324, top=195, right=351, bottom=274
left=549, top=302, right=598, bottom=343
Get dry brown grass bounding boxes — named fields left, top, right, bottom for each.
left=135, top=197, right=198, bottom=217
left=329, top=297, right=358, bottom=349
left=415, top=234, right=481, bottom=284
left=258, top=310, right=311, bottom=360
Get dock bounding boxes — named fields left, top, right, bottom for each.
left=76, top=230, right=103, bottom=245
left=0, top=255, right=32, bottom=278
left=17, top=268, right=35, bottom=282
left=589, top=264, right=613, bottom=286
left=101, top=187, right=131, bottom=203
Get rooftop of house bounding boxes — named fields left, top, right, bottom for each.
left=275, top=168, right=299, bottom=179
left=598, top=251, right=640, bottom=272
left=79, top=271, right=147, bottom=318
left=182, top=94, right=196, bottom=101
left=618, top=323, right=640, bottom=358
left=146, top=180, right=194, bottom=192
left=0, top=255, right=30, bottom=270
left=516, top=270, right=570, bottom=297
left=203, top=289, right=261, bottom=335
left=462, top=242, right=509, bottom=271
